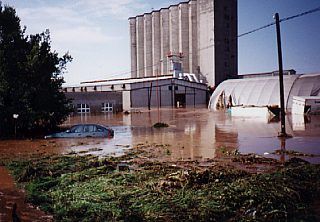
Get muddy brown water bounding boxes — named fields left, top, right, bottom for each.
left=1, top=108, right=320, bottom=220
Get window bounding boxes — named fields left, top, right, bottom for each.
left=70, top=125, right=83, bottom=133
left=101, top=102, right=113, bottom=113
left=97, top=126, right=106, bottom=132
left=77, top=104, right=90, bottom=113
left=83, top=125, right=96, bottom=133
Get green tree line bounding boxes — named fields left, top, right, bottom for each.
left=0, top=2, right=72, bottom=137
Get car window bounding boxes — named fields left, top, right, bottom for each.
left=83, top=125, right=96, bottom=133
left=70, top=125, right=83, bottom=133
left=96, top=126, right=106, bottom=132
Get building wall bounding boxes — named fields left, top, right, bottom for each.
left=213, top=0, right=238, bottom=85
left=130, top=79, right=207, bottom=108
left=129, top=0, right=238, bottom=87
left=64, top=78, right=207, bottom=111
left=65, top=92, right=123, bottom=114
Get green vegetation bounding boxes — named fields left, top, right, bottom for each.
left=7, top=152, right=320, bottom=221
left=0, top=3, right=72, bottom=137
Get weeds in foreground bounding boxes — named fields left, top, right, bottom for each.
left=7, top=154, right=320, bottom=222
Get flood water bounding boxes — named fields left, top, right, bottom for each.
left=64, top=108, right=320, bottom=162
left=1, top=108, right=319, bottom=163
left=1, top=108, right=320, bottom=220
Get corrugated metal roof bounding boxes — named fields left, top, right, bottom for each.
left=63, top=76, right=175, bottom=88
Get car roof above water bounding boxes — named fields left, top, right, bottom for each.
left=71, top=124, right=109, bottom=128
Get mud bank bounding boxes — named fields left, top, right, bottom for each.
left=0, top=166, right=53, bottom=221
left=5, top=143, right=320, bottom=221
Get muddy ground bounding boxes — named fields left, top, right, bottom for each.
left=1, top=142, right=320, bottom=221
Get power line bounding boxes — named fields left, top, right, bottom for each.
left=280, top=6, right=320, bottom=22
left=238, top=22, right=275, bottom=38
left=238, top=5, right=320, bottom=38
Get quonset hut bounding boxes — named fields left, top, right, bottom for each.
left=208, top=73, right=320, bottom=114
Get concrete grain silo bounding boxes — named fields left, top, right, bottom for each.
left=129, top=17, right=137, bottom=78
left=152, top=11, right=161, bottom=76
left=169, top=5, right=179, bottom=56
left=136, top=16, right=145, bottom=78
left=143, top=14, right=153, bottom=77
left=189, top=0, right=198, bottom=74
left=129, top=0, right=238, bottom=87
left=179, top=2, right=190, bottom=73
left=160, top=8, right=170, bottom=75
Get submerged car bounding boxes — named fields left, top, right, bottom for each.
left=45, top=124, right=114, bottom=139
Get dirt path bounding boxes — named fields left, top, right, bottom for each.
left=0, top=166, right=53, bottom=222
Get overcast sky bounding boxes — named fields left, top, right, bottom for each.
left=2, top=0, right=320, bottom=85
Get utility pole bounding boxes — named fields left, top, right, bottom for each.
left=156, top=67, right=160, bottom=123
left=274, top=13, right=287, bottom=137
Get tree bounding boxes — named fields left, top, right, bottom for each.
left=0, top=3, right=72, bottom=137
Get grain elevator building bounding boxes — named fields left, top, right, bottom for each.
left=129, top=0, right=238, bottom=87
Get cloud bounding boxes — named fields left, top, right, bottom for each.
left=72, top=0, right=149, bottom=19
left=19, top=7, right=89, bottom=27
left=15, top=4, right=123, bottom=47
left=1, top=0, right=150, bottom=84
left=53, top=26, right=120, bottom=45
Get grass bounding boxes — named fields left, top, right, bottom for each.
left=6, top=152, right=320, bottom=222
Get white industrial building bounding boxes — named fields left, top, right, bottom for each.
left=64, top=76, right=207, bottom=114
left=208, top=73, right=320, bottom=114
left=129, top=0, right=238, bottom=87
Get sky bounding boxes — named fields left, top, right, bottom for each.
left=2, top=0, right=320, bottom=85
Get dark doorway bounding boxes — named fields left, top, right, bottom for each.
left=175, top=94, right=186, bottom=108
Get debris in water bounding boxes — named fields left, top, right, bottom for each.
left=153, top=122, right=169, bottom=128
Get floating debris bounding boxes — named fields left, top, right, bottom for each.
left=153, top=122, right=169, bottom=128
left=87, top=147, right=103, bottom=152
left=272, top=149, right=320, bottom=157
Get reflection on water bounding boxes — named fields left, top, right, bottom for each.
left=62, top=109, right=320, bottom=162
left=1, top=109, right=320, bottom=163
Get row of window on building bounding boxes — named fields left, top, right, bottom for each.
left=76, top=103, right=113, bottom=113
